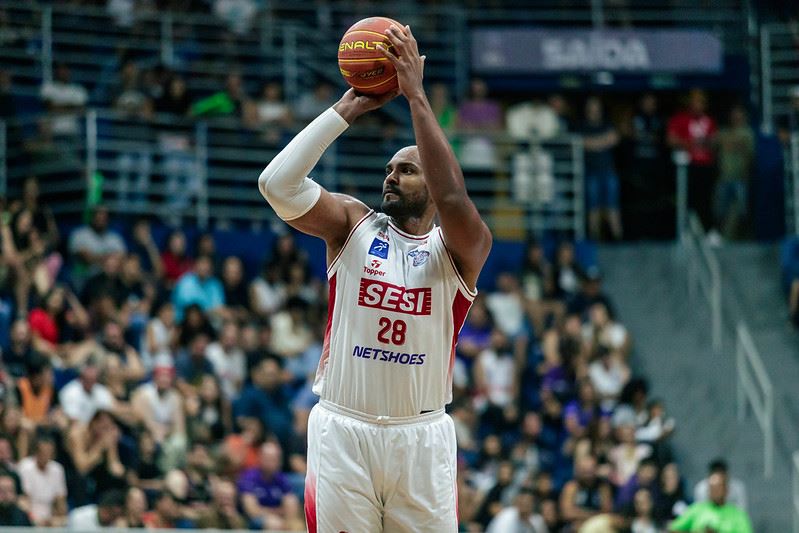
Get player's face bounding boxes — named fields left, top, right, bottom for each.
left=382, top=147, right=430, bottom=219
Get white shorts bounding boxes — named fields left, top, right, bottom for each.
left=305, top=400, right=458, bottom=533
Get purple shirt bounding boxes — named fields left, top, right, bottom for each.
left=237, top=468, right=291, bottom=508
left=563, top=400, right=610, bottom=429
left=457, top=100, right=502, bottom=129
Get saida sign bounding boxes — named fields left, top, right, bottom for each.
left=472, top=28, right=723, bottom=74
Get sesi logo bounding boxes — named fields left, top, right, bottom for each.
left=358, top=279, right=432, bottom=315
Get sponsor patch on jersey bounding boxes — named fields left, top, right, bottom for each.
left=352, top=344, right=426, bottom=366
left=358, top=278, right=432, bottom=315
left=408, top=249, right=430, bottom=267
left=368, top=238, right=389, bottom=259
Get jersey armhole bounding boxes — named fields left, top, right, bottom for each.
left=326, top=210, right=374, bottom=278
left=437, top=228, right=478, bottom=300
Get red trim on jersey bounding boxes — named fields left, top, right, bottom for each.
left=449, top=289, right=473, bottom=385
left=327, top=210, right=374, bottom=276
left=304, top=471, right=317, bottom=533
left=388, top=220, right=434, bottom=241
left=316, top=273, right=337, bottom=382
left=438, top=228, right=478, bottom=298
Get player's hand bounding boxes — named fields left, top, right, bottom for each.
left=333, top=88, right=399, bottom=124
left=378, top=24, right=425, bottom=100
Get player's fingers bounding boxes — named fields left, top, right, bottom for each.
left=375, top=43, right=399, bottom=65
left=389, top=24, right=408, bottom=40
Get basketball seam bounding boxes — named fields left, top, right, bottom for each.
left=345, top=73, right=397, bottom=89
left=341, top=29, right=394, bottom=41
left=338, top=57, right=391, bottom=63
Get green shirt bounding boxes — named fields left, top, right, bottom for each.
left=670, top=501, right=753, bottom=533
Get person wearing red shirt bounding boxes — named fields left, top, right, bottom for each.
left=160, top=230, right=193, bottom=287
left=667, top=89, right=718, bottom=231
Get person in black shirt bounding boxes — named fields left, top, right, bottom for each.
left=0, top=474, right=31, bottom=526
left=221, top=256, right=250, bottom=323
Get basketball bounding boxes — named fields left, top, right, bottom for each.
left=338, top=16, right=402, bottom=95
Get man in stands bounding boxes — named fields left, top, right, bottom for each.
left=670, top=471, right=752, bottom=533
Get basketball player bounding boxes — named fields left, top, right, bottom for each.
left=258, top=24, right=491, bottom=532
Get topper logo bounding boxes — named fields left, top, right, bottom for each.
left=358, top=279, right=432, bottom=315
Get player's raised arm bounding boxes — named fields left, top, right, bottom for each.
left=379, top=25, right=492, bottom=289
left=257, top=89, right=396, bottom=255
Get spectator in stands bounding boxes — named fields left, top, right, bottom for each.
left=0, top=208, right=38, bottom=317
left=129, top=218, right=162, bottom=278
left=185, top=374, right=230, bottom=443
left=430, top=82, right=457, bottom=133
left=559, top=453, right=613, bottom=526
left=584, top=301, right=629, bottom=358
left=142, top=489, right=187, bottom=528
left=668, top=89, right=718, bottom=233
left=486, top=486, right=548, bottom=533
left=132, top=364, right=186, bottom=470
left=671, top=471, right=752, bottom=533
left=238, top=440, right=303, bottom=531
left=456, top=78, right=502, bottom=171
left=161, top=229, right=193, bottom=288
left=172, top=255, right=226, bottom=321
left=693, top=458, right=747, bottom=513
left=250, top=262, right=286, bottom=318
left=17, top=436, right=67, bottom=526
left=40, top=62, right=88, bottom=138
left=58, top=356, right=117, bottom=423
left=269, top=296, right=313, bottom=360
left=251, top=80, right=293, bottom=145
left=714, top=105, right=755, bottom=240
left=235, top=357, right=294, bottom=451
left=474, top=331, right=518, bottom=432
left=221, top=256, right=250, bottom=322
left=609, top=422, right=651, bottom=488
left=630, top=488, right=659, bottom=533
left=122, top=487, right=147, bottom=528
left=206, top=321, right=246, bottom=399
left=564, top=380, right=607, bottom=442
left=156, top=75, right=191, bottom=117
left=68, top=206, right=127, bottom=287
left=294, top=81, right=336, bottom=124
left=616, top=457, right=659, bottom=511
left=588, top=344, right=630, bottom=410
left=68, top=489, right=125, bottom=530
left=89, top=320, right=146, bottom=385
left=2, top=319, right=36, bottom=378
left=175, top=330, right=214, bottom=394
left=582, top=96, right=622, bottom=241
left=191, top=71, right=250, bottom=122
left=656, top=462, right=689, bottom=522
left=552, top=242, right=585, bottom=302
left=196, top=478, right=248, bottom=529
left=213, top=0, right=259, bottom=35
left=16, top=355, right=54, bottom=425
left=486, top=272, right=527, bottom=339
left=27, top=285, right=88, bottom=361
left=143, top=301, right=177, bottom=367
left=0, top=473, right=31, bottom=526
left=15, top=176, right=59, bottom=256
left=65, top=409, right=126, bottom=504
left=627, top=93, right=668, bottom=239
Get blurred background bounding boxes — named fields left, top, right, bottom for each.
left=0, top=0, right=797, bottom=531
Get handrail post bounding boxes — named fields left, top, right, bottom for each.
left=195, top=121, right=209, bottom=230
left=760, top=25, right=773, bottom=133
left=0, top=121, right=6, bottom=197
left=160, top=11, right=175, bottom=66
left=711, top=270, right=722, bottom=353
left=283, top=26, right=298, bottom=108
left=765, top=387, right=774, bottom=478
left=792, top=134, right=799, bottom=236
left=736, top=327, right=745, bottom=421
left=42, top=6, right=53, bottom=84
left=571, top=136, right=585, bottom=240
left=673, top=150, right=689, bottom=242
left=85, top=110, right=98, bottom=206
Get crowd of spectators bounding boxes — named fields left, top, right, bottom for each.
left=0, top=172, right=754, bottom=531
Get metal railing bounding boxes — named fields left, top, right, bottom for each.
left=760, top=22, right=799, bottom=133
left=1, top=108, right=586, bottom=239
left=794, top=450, right=799, bottom=533
left=789, top=134, right=799, bottom=236
left=682, top=212, right=722, bottom=353
left=735, top=322, right=774, bottom=478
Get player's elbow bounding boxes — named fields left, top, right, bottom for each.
left=257, top=165, right=275, bottom=201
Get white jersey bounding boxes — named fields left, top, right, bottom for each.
left=313, top=211, right=475, bottom=417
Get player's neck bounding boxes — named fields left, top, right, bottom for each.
left=389, top=213, right=434, bottom=236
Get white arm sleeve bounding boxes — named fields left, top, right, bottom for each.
left=258, top=107, right=349, bottom=221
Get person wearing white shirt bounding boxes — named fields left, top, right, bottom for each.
left=205, top=321, right=246, bottom=399
left=68, top=489, right=126, bottom=530
left=58, top=360, right=115, bottom=423
left=17, top=438, right=67, bottom=526
left=486, top=488, right=549, bottom=533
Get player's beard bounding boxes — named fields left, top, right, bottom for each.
left=381, top=191, right=428, bottom=219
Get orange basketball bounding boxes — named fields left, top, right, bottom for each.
left=338, top=17, right=402, bottom=95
